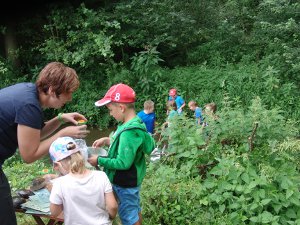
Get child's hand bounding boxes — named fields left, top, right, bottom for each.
left=42, top=174, right=58, bottom=192
left=87, top=155, right=98, bottom=167
left=92, top=137, right=110, bottom=148
left=45, top=182, right=53, bottom=193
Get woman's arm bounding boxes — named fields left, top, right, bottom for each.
left=41, top=112, right=87, bottom=139
left=18, top=124, right=89, bottom=163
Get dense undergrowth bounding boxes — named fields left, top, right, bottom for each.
left=141, top=98, right=300, bottom=224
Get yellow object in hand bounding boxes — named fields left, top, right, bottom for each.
left=77, top=119, right=87, bottom=125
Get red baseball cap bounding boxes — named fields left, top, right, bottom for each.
left=169, top=88, right=177, bottom=96
left=95, top=83, right=136, bottom=107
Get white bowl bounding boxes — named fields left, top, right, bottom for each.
left=87, top=147, right=108, bottom=158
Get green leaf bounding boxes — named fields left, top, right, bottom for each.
left=261, top=199, right=272, bottom=205
left=250, top=203, right=259, bottom=211
left=261, top=211, right=273, bottom=223
left=149, top=204, right=156, bottom=211
left=177, top=151, right=190, bottom=158
left=219, top=181, right=233, bottom=191
left=285, top=208, right=297, bottom=219
left=200, top=198, right=208, bottom=206
left=259, top=189, right=266, bottom=199
left=241, top=173, right=250, bottom=184
left=219, top=204, right=225, bottom=213
left=290, top=196, right=300, bottom=206
left=222, top=192, right=233, bottom=200
left=235, top=185, right=244, bottom=193
left=286, top=189, right=294, bottom=199
left=203, top=180, right=216, bottom=189
left=209, top=166, right=223, bottom=176
left=272, top=204, right=282, bottom=214
left=230, top=212, right=239, bottom=220
left=250, top=216, right=258, bottom=222
left=280, top=177, right=292, bottom=190
left=209, top=193, right=222, bottom=203
left=248, top=181, right=258, bottom=189
left=229, top=203, right=240, bottom=209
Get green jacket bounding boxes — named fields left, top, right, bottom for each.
left=97, top=116, right=155, bottom=187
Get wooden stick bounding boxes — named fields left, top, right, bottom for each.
left=248, top=122, right=258, bottom=151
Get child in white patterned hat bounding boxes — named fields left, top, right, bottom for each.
left=49, top=136, right=118, bottom=225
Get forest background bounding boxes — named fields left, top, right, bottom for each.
left=1, top=0, right=300, bottom=224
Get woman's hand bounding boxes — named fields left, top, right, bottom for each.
left=59, top=125, right=90, bottom=139
left=59, top=112, right=87, bottom=125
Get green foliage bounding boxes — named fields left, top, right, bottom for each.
left=130, top=47, right=167, bottom=117
left=0, top=58, right=8, bottom=75
left=141, top=97, right=300, bottom=224
left=3, top=153, right=54, bottom=225
left=57, top=78, right=112, bottom=128
left=251, top=0, right=300, bottom=84
left=151, top=63, right=299, bottom=124
left=3, top=152, right=52, bottom=193
left=0, top=58, right=28, bottom=88
left=1, top=1, right=300, bottom=223
left=113, top=0, right=217, bottom=67
left=141, top=164, right=207, bottom=225
left=202, top=158, right=300, bottom=224
left=39, top=3, right=118, bottom=71
left=207, top=96, right=298, bottom=151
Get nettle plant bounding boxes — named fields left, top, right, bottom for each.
left=143, top=96, right=300, bottom=224
left=200, top=155, right=300, bottom=224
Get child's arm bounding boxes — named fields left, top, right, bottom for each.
left=43, top=174, right=60, bottom=192
left=49, top=180, right=64, bottom=217
left=50, top=203, right=63, bottom=217
left=105, top=192, right=118, bottom=220
left=43, top=174, right=59, bottom=180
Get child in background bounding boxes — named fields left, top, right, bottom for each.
left=167, top=88, right=185, bottom=115
left=204, top=102, right=218, bottom=125
left=162, top=100, right=177, bottom=128
left=204, top=102, right=217, bottom=117
left=167, top=100, right=177, bottom=120
left=137, top=100, right=156, bottom=134
left=88, top=83, right=155, bottom=225
left=188, top=100, right=204, bottom=126
left=49, top=136, right=118, bottom=225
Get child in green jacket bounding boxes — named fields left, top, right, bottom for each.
left=88, top=83, right=155, bottom=225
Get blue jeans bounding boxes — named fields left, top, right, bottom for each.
left=113, top=185, right=141, bottom=225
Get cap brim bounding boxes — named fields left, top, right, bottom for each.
left=95, top=99, right=111, bottom=107
left=51, top=149, right=80, bottom=162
